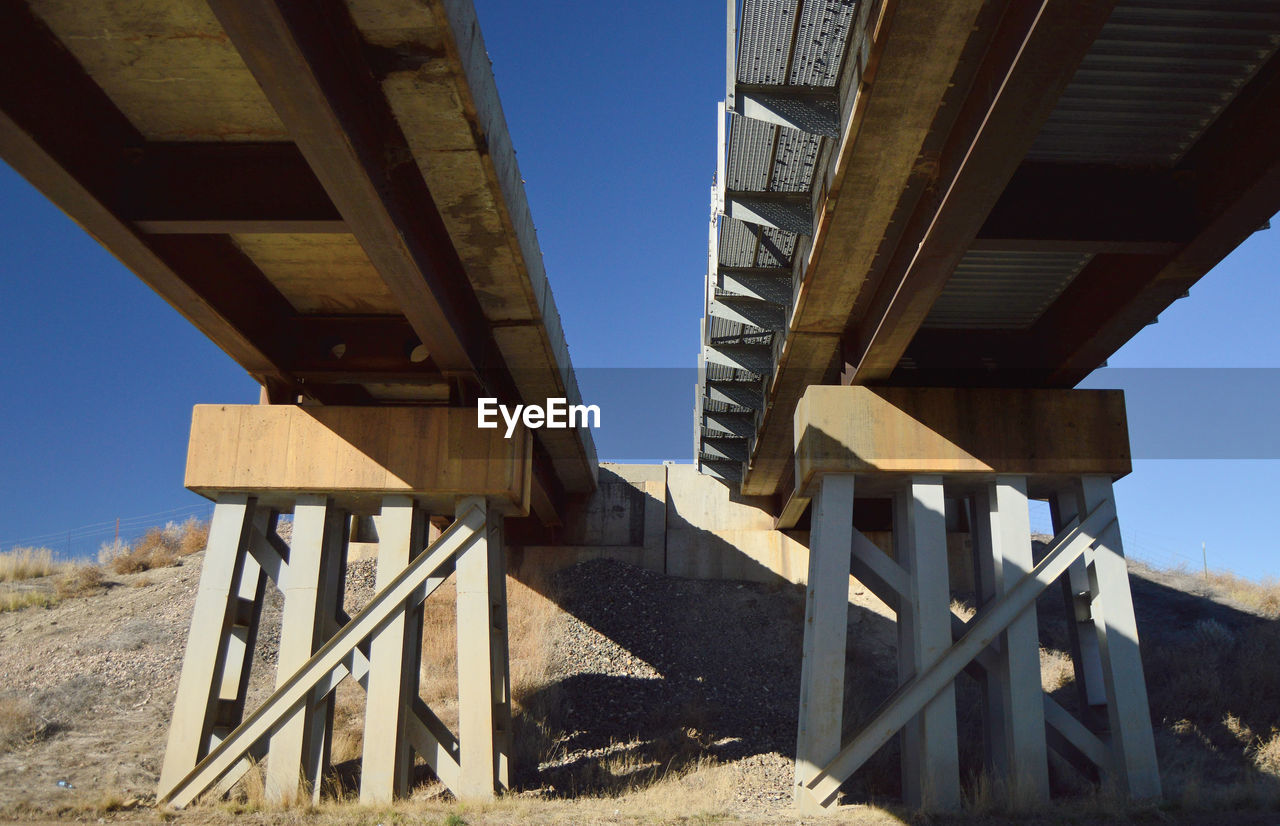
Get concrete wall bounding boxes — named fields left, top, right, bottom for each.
left=512, top=463, right=975, bottom=592
left=343, top=462, right=975, bottom=591
left=664, top=464, right=810, bottom=585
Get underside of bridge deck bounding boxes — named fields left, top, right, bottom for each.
left=0, top=0, right=598, bottom=524
left=695, top=0, right=1280, bottom=506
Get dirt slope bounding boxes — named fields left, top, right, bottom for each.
left=0, top=548, right=1277, bottom=823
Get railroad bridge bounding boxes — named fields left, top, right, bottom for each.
left=2, top=0, right=1277, bottom=813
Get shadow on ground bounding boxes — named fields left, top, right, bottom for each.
left=507, top=538, right=1280, bottom=813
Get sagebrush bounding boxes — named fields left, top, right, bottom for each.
left=102, top=517, right=209, bottom=574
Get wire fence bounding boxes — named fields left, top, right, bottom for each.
left=1028, top=498, right=1217, bottom=573
left=0, top=501, right=215, bottom=564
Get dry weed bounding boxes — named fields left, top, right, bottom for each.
left=96, top=538, right=128, bottom=566
left=53, top=564, right=104, bottom=599
left=0, top=547, right=56, bottom=582
left=1206, top=570, right=1280, bottom=619
left=319, top=567, right=564, bottom=799
left=109, top=518, right=208, bottom=574
left=611, top=753, right=736, bottom=817
left=964, top=767, right=1049, bottom=815
left=1040, top=646, right=1075, bottom=693
left=230, top=758, right=267, bottom=810
left=0, top=589, right=56, bottom=612
left=111, top=528, right=177, bottom=573
left=329, top=687, right=366, bottom=766
left=0, top=695, right=45, bottom=752
left=1251, top=730, right=1280, bottom=774
left=178, top=516, right=210, bottom=556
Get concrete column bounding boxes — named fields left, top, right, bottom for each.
left=266, top=496, right=329, bottom=804
left=488, top=509, right=512, bottom=790
left=894, top=486, right=921, bottom=808
left=212, top=544, right=265, bottom=746
left=360, top=495, right=425, bottom=803
left=793, top=474, right=855, bottom=812
left=988, top=477, right=1049, bottom=803
left=1051, top=483, right=1108, bottom=730
left=1079, top=475, right=1161, bottom=800
left=303, top=503, right=349, bottom=801
left=159, top=494, right=256, bottom=796
left=968, top=487, right=1007, bottom=779
left=896, top=476, right=960, bottom=811
left=455, top=495, right=510, bottom=799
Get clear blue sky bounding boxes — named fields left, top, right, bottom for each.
left=0, top=1, right=1276, bottom=579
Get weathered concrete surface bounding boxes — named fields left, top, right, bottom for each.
left=514, top=463, right=977, bottom=591
left=665, top=464, right=809, bottom=585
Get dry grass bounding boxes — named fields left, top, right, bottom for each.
left=0, top=589, right=56, bottom=613
left=1253, top=730, right=1280, bottom=775
left=1205, top=570, right=1280, bottom=619
left=1039, top=646, right=1075, bottom=693
left=1129, top=559, right=1280, bottom=620
left=0, top=550, right=103, bottom=611
left=0, top=547, right=56, bottom=582
left=608, top=753, right=737, bottom=816
left=106, top=517, right=208, bottom=574
left=964, top=769, right=1053, bottom=816
left=1135, top=606, right=1280, bottom=811
left=0, top=695, right=45, bottom=753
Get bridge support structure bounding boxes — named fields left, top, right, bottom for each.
left=157, top=405, right=530, bottom=808
left=789, top=387, right=1161, bottom=812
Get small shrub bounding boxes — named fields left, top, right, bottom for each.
left=0, top=695, right=46, bottom=752
left=177, top=516, right=209, bottom=556
left=1252, top=730, right=1280, bottom=774
left=111, top=529, right=176, bottom=574
left=122, top=527, right=178, bottom=573
left=97, top=538, right=128, bottom=566
left=54, top=565, right=105, bottom=599
left=1191, top=617, right=1235, bottom=647
left=110, top=517, right=210, bottom=574
left=0, top=547, right=56, bottom=582
left=1040, top=646, right=1075, bottom=693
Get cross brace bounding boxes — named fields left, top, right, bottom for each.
left=804, top=498, right=1116, bottom=807
left=161, top=503, right=486, bottom=808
